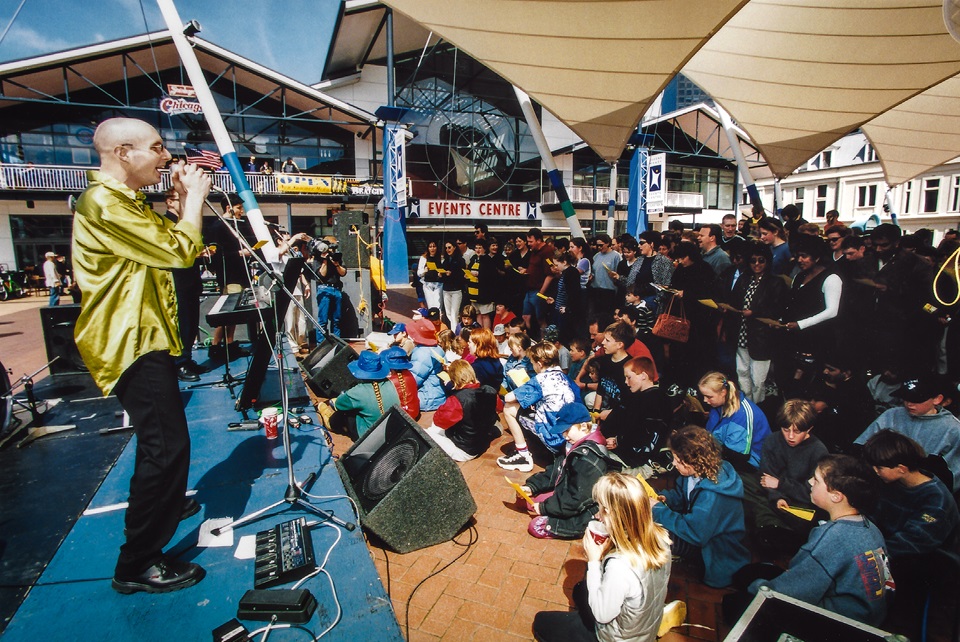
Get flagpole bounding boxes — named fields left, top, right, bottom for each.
left=156, top=0, right=278, bottom=261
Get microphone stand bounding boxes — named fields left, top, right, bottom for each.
left=206, top=195, right=355, bottom=535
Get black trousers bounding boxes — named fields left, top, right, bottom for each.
left=113, top=351, right=191, bottom=577
left=533, top=579, right=597, bottom=642
left=173, top=271, right=201, bottom=365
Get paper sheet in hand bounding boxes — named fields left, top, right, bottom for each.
left=506, top=477, right=534, bottom=504
left=636, top=475, right=659, bottom=499
left=757, top=317, right=785, bottom=328
left=507, top=369, right=530, bottom=387
left=780, top=504, right=816, bottom=521
left=698, top=299, right=718, bottom=309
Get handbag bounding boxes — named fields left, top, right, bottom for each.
left=652, top=295, right=690, bottom=343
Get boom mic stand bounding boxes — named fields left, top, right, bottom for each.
left=207, top=194, right=354, bottom=535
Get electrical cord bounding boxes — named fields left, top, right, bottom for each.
left=401, top=525, right=478, bottom=641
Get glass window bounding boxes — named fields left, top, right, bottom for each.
left=951, top=176, right=960, bottom=212
left=924, top=178, right=940, bottom=213
left=904, top=181, right=913, bottom=214
left=816, top=184, right=828, bottom=218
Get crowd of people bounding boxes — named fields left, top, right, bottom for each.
left=322, top=216, right=960, bottom=640
left=64, top=115, right=960, bottom=638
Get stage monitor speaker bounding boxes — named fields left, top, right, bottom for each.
left=727, top=588, right=892, bottom=642
left=40, top=304, right=88, bottom=375
left=301, top=336, right=359, bottom=398
left=333, top=210, right=370, bottom=270
left=335, top=407, right=477, bottom=553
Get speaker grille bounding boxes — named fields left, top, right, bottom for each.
left=362, top=437, right=421, bottom=501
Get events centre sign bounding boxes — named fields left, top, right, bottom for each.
left=410, top=199, right=540, bottom=220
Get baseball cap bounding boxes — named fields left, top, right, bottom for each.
left=493, top=324, right=506, bottom=336
left=547, top=404, right=592, bottom=435
left=387, top=322, right=406, bottom=336
left=893, top=375, right=940, bottom=403
left=427, top=307, right=441, bottom=322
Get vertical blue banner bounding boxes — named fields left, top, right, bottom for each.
left=382, top=123, right=409, bottom=286
left=626, top=147, right=649, bottom=237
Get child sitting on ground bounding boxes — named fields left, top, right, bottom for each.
left=863, top=430, right=959, bottom=634
left=327, top=350, right=401, bottom=439
left=427, top=360, right=503, bottom=462
left=567, top=337, right=589, bottom=385
left=532, top=472, right=672, bottom=642
left=863, top=429, right=959, bottom=563
left=498, top=342, right=581, bottom=472
left=517, top=404, right=620, bottom=538
left=651, top=425, right=751, bottom=588
left=699, top=371, right=771, bottom=472
left=739, top=455, right=892, bottom=627
left=502, top=333, right=536, bottom=392
left=743, top=399, right=828, bottom=553
left=601, top=357, right=673, bottom=476
left=467, top=327, right=504, bottom=390
left=381, top=346, right=420, bottom=420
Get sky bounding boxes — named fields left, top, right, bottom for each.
left=0, top=0, right=342, bottom=83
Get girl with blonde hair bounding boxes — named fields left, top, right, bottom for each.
left=698, top=371, right=771, bottom=471
left=533, top=472, right=672, bottom=642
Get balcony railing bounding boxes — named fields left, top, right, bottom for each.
left=0, top=163, right=385, bottom=197
left=541, top=186, right=705, bottom=210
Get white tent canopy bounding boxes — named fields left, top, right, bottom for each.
left=382, top=0, right=960, bottom=186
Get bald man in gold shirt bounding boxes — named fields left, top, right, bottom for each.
left=73, top=117, right=210, bottom=594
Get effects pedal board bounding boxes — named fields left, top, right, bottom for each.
left=253, top=517, right=317, bottom=589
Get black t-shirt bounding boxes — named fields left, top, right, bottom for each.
left=594, top=353, right=630, bottom=408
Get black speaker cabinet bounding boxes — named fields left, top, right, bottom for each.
left=333, top=210, right=370, bottom=270
left=335, top=407, right=477, bottom=553
left=301, top=335, right=359, bottom=398
left=727, top=588, right=893, bottom=642
left=40, top=304, right=88, bottom=375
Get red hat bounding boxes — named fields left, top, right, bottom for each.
left=405, top=318, right=438, bottom=346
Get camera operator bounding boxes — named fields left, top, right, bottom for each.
left=312, top=238, right=346, bottom=338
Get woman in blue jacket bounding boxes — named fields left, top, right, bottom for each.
left=651, top=425, right=750, bottom=588
left=699, top=371, right=771, bottom=472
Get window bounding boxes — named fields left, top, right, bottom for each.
left=923, top=178, right=940, bottom=213
left=866, top=144, right=878, bottom=162
left=793, top=188, right=805, bottom=218
left=816, top=184, right=828, bottom=218
left=951, top=176, right=960, bottom=212
left=903, top=181, right=913, bottom=214
left=857, top=184, right=878, bottom=208
left=821, top=151, right=832, bottom=169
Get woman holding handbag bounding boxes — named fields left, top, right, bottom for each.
left=664, top=242, right=717, bottom=392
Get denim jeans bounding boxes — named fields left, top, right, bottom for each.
left=315, top=285, right=342, bottom=339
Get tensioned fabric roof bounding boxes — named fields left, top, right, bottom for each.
left=381, top=0, right=960, bottom=186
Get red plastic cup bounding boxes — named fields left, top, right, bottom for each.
left=587, top=519, right=609, bottom=545
left=262, top=408, right=279, bottom=440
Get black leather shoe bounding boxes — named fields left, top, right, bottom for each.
left=208, top=344, right=225, bottom=361
left=181, top=498, right=201, bottom=521
left=177, top=366, right=200, bottom=382
left=184, top=360, right=207, bottom=375
left=112, top=557, right=205, bottom=594
left=226, top=342, right=250, bottom=358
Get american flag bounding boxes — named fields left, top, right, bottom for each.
left=184, top=147, right=222, bottom=170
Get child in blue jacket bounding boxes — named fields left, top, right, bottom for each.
left=699, top=371, right=771, bottom=472
left=651, top=425, right=750, bottom=588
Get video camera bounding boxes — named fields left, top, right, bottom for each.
left=307, top=238, right=343, bottom=265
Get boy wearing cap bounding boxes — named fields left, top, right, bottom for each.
left=387, top=322, right=415, bottom=356
left=854, top=374, right=960, bottom=492
left=427, top=360, right=503, bottom=461
left=382, top=346, right=420, bottom=420
left=518, top=403, right=620, bottom=539
left=493, top=323, right=510, bottom=357
left=327, top=350, right=400, bottom=439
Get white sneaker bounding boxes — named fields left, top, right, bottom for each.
left=497, top=450, right=534, bottom=472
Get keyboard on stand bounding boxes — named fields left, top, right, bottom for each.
left=253, top=517, right=317, bottom=589
left=207, top=288, right=271, bottom=327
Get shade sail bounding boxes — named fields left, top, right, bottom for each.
left=381, top=0, right=748, bottom=162
left=383, top=0, right=960, bottom=185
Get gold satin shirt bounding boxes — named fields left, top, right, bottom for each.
left=72, top=171, right=203, bottom=394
